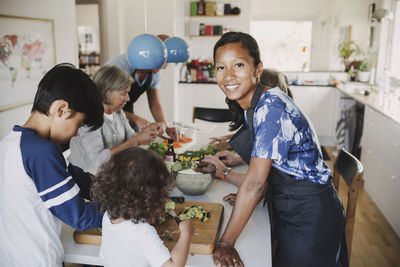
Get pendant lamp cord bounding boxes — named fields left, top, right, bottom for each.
left=144, top=0, right=147, bottom=33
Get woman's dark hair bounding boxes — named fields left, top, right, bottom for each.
left=32, top=63, right=104, bottom=131
left=91, top=147, right=173, bottom=225
left=213, top=32, right=261, bottom=131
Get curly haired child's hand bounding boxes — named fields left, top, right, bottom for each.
left=179, top=220, right=194, bottom=238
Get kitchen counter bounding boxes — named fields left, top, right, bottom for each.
left=336, top=83, right=400, bottom=126
left=61, top=122, right=272, bottom=266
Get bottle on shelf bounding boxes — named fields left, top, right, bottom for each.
left=165, top=139, right=176, bottom=162
left=180, top=63, right=188, bottom=82
left=198, top=0, right=205, bottom=15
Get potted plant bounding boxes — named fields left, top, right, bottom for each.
left=338, top=40, right=361, bottom=72
left=357, top=60, right=370, bottom=83
left=348, top=68, right=357, bottom=81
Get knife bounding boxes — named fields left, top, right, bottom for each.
left=167, top=209, right=181, bottom=225
left=170, top=196, right=185, bottom=203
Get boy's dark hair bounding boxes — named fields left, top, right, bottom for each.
left=32, top=63, right=104, bottom=131
left=91, top=147, right=173, bottom=225
left=213, top=32, right=261, bottom=131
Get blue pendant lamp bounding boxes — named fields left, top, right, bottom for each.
left=127, top=34, right=167, bottom=69
left=164, top=37, right=190, bottom=63
left=126, top=0, right=167, bottom=69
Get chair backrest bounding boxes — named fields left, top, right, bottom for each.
left=192, top=107, right=233, bottom=123
left=332, top=148, right=364, bottom=262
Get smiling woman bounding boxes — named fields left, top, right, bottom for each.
left=204, top=32, right=349, bottom=267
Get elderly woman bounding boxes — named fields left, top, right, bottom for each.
left=68, top=65, right=161, bottom=174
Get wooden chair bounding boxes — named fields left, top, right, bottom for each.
left=192, top=107, right=233, bottom=123
left=332, top=147, right=364, bottom=262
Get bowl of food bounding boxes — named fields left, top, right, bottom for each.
left=173, top=168, right=213, bottom=196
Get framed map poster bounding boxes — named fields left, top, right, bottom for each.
left=0, top=15, right=56, bottom=111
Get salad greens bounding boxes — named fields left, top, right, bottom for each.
left=148, top=142, right=168, bottom=157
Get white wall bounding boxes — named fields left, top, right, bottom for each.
left=76, top=4, right=99, bottom=28
left=0, top=0, right=78, bottom=139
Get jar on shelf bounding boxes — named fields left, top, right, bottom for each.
left=205, top=1, right=216, bottom=15
left=199, top=23, right=205, bottom=35
left=205, top=25, right=213, bottom=36
left=213, top=25, right=222, bottom=35
left=215, top=2, right=224, bottom=16
left=190, top=1, right=198, bottom=16
left=198, top=0, right=205, bottom=15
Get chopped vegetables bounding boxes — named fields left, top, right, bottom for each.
left=162, top=139, right=182, bottom=148
left=178, top=145, right=223, bottom=159
left=178, top=205, right=211, bottom=222
left=148, top=142, right=168, bottom=157
left=179, top=136, right=192, bottom=143
left=175, top=145, right=223, bottom=171
left=165, top=201, right=176, bottom=211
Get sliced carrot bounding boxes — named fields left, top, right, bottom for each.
left=162, top=139, right=182, bottom=148
left=173, top=141, right=182, bottom=148
left=180, top=137, right=192, bottom=143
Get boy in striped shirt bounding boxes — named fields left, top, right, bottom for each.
left=0, top=63, right=104, bottom=266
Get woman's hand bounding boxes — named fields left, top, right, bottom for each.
left=223, top=193, right=237, bottom=206
left=201, top=155, right=227, bottom=179
left=131, top=129, right=159, bottom=145
left=209, top=134, right=233, bottom=150
left=166, top=126, right=181, bottom=142
left=213, top=242, right=244, bottom=267
left=143, top=122, right=166, bottom=135
left=215, top=151, right=244, bottom=167
left=209, top=134, right=232, bottom=144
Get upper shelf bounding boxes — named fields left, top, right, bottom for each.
left=189, top=15, right=239, bottom=17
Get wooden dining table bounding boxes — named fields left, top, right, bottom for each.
left=61, top=122, right=272, bottom=266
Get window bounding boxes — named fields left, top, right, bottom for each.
left=250, top=21, right=312, bottom=71
left=390, top=1, right=400, bottom=79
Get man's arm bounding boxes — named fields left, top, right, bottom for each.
left=147, top=88, right=167, bottom=123
left=124, top=111, right=150, bottom=130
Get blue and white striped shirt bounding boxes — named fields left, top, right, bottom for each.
left=0, top=126, right=102, bottom=266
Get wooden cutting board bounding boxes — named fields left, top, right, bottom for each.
left=73, top=201, right=224, bottom=255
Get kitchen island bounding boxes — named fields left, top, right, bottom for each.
left=61, top=122, right=272, bottom=266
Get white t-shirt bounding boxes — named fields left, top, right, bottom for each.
left=100, top=212, right=171, bottom=267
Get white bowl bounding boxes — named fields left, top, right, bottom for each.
left=174, top=168, right=213, bottom=195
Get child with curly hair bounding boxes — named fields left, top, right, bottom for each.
left=91, top=147, right=193, bottom=267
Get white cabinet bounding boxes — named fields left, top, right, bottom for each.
left=290, top=86, right=339, bottom=146
left=361, top=106, right=400, bottom=236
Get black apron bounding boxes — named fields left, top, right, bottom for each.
left=123, top=70, right=153, bottom=131
left=228, top=83, right=349, bottom=267
left=123, top=69, right=153, bottom=114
